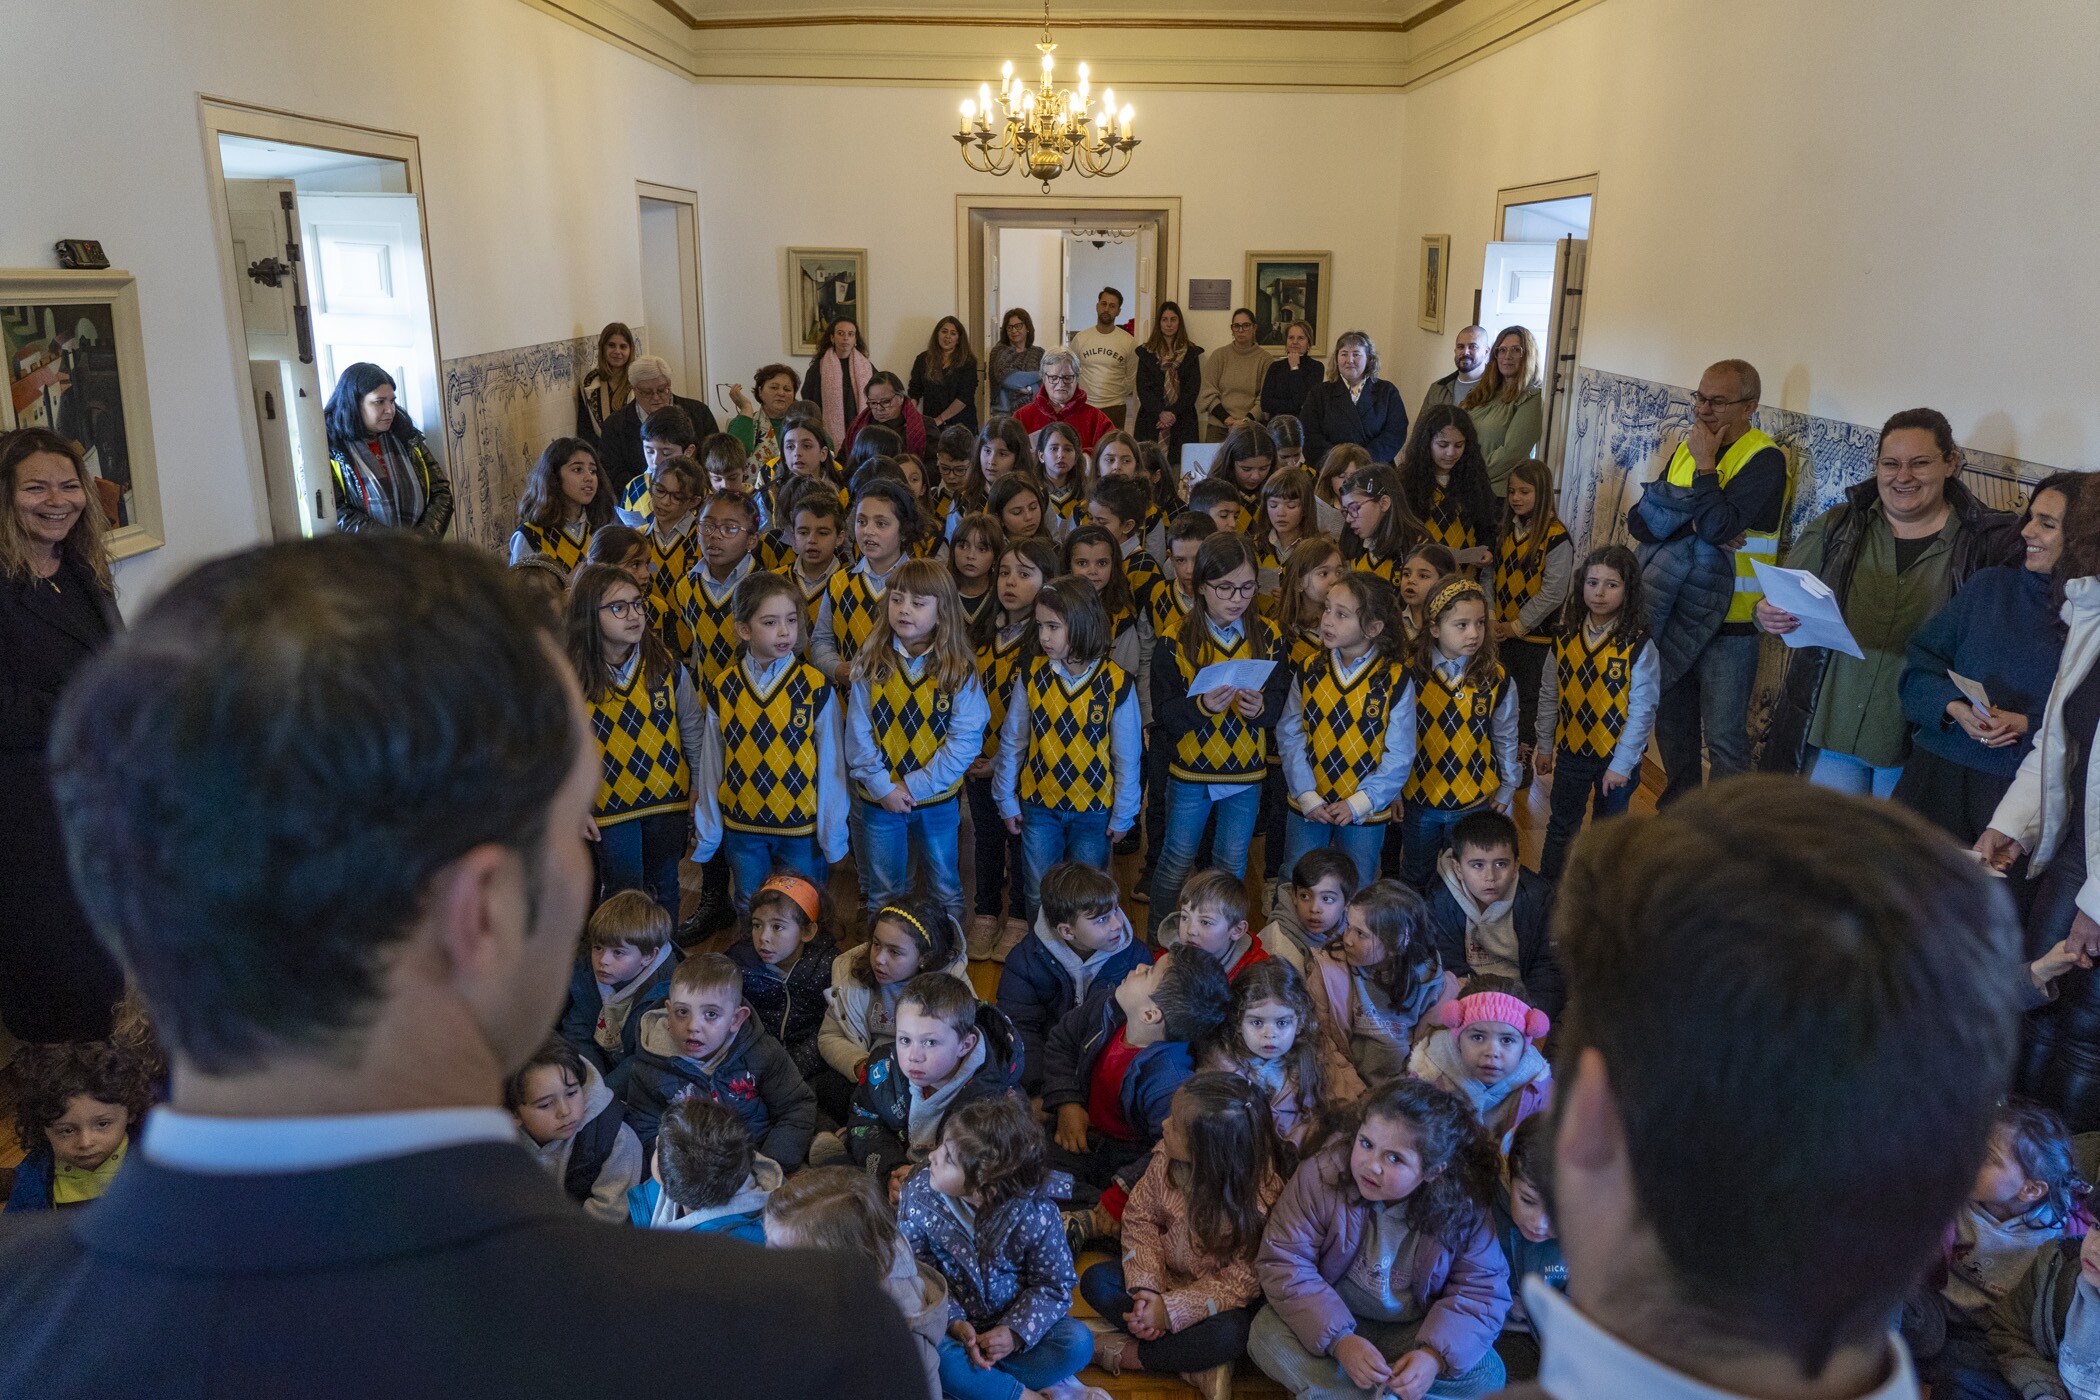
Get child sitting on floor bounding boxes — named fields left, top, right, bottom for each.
left=815, top=899, right=969, bottom=1125
left=999, top=861, right=1152, bottom=1099
left=1158, top=869, right=1270, bottom=981
left=626, top=1096, right=782, bottom=1240
left=726, top=873, right=837, bottom=1085
left=1204, top=959, right=1357, bottom=1155
left=557, top=888, right=681, bottom=1095
left=847, top=972, right=1025, bottom=1187
left=1305, top=878, right=1455, bottom=1091
left=622, top=951, right=816, bottom=1167
left=898, top=1096, right=1110, bottom=1400
left=1987, top=1228, right=2100, bottom=1400
left=1258, top=848, right=1359, bottom=979
left=1407, top=976, right=1553, bottom=1151
left=1424, top=809, right=1565, bottom=1023
left=1490, top=1115, right=1565, bottom=1383
left=506, top=1036, right=642, bottom=1225
left=3, top=1039, right=158, bottom=1211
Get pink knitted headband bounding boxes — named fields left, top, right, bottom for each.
left=1437, top=991, right=1550, bottom=1043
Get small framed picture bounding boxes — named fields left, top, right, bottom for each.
left=1418, top=234, right=1451, bottom=334
left=1245, top=251, right=1333, bottom=355
left=1, top=269, right=165, bottom=559
left=786, top=248, right=867, bottom=357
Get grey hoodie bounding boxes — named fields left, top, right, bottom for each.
left=1437, top=850, right=1521, bottom=983
left=1028, top=909, right=1135, bottom=1004
left=883, top=1235, right=950, bottom=1400
left=907, top=1035, right=991, bottom=1156
left=520, top=1059, right=644, bottom=1226
left=1257, top=902, right=1329, bottom=980
left=646, top=1153, right=784, bottom=1232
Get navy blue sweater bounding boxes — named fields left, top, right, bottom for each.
left=1899, top=564, right=2062, bottom=778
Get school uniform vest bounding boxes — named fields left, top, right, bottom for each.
left=1017, top=658, right=1133, bottom=814
left=1356, top=550, right=1402, bottom=584
left=826, top=568, right=887, bottom=666
left=673, top=566, right=746, bottom=688
left=1124, top=549, right=1164, bottom=618
left=977, top=626, right=1031, bottom=741
left=1298, top=651, right=1411, bottom=822
left=707, top=660, right=829, bottom=835
left=867, top=663, right=963, bottom=803
left=589, top=662, right=693, bottom=824
left=1169, top=616, right=1278, bottom=784
left=562, top=1095, right=628, bottom=1205
left=1046, top=486, right=1085, bottom=534
left=1663, top=426, right=1785, bottom=623
left=757, top=528, right=797, bottom=575
left=1552, top=629, right=1641, bottom=760
left=1426, top=484, right=1477, bottom=554
left=1404, top=663, right=1509, bottom=810
left=1288, top=627, right=1322, bottom=671
left=517, top=520, right=593, bottom=572
left=1493, top=519, right=1570, bottom=643
left=648, top=522, right=702, bottom=620
left=792, top=565, right=837, bottom=643
left=1147, top=582, right=1191, bottom=649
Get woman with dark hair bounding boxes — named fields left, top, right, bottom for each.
left=1259, top=320, right=1322, bottom=425
left=726, top=362, right=800, bottom=466
left=0, top=428, right=126, bottom=1040
left=575, top=321, right=635, bottom=449
left=1297, top=329, right=1408, bottom=468
left=988, top=307, right=1043, bottom=416
left=324, top=362, right=452, bottom=535
left=805, top=316, right=875, bottom=452
left=1135, top=301, right=1203, bottom=464
left=909, top=316, right=980, bottom=433
left=1460, top=326, right=1543, bottom=494
left=1397, top=402, right=1498, bottom=569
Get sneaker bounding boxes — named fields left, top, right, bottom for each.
left=1179, top=1364, right=1234, bottom=1400
left=1131, top=874, right=1152, bottom=906
left=1062, top=1209, right=1092, bottom=1259
left=1112, top=833, right=1141, bottom=857
left=1085, top=1325, right=1129, bottom=1376
left=966, top=914, right=1002, bottom=960
left=992, top=917, right=1030, bottom=962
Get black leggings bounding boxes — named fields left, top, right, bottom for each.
left=1079, top=1261, right=1254, bottom=1372
left=965, top=774, right=1020, bottom=918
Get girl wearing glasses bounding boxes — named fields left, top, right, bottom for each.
left=566, top=563, right=707, bottom=921
left=671, top=492, right=762, bottom=691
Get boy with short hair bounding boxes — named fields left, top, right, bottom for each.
left=1185, top=478, right=1246, bottom=537
left=847, top=972, right=1023, bottom=1181
left=507, top=1036, right=644, bottom=1226
left=557, top=889, right=681, bottom=1095
left=1158, top=868, right=1269, bottom=981
left=623, top=952, right=817, bottom=1167
left=934, top=424, right=977, bottom=530
left=617, top=405, right=699, bottom=525
left=626, top=1095, right=782, bottom=1240
left=1493, top=1114, right=1566, bottom=1382
left=998, top=861, right=1153, bottom=1095
left=1137, top=512, right=1220, bottom=902
left=672, top=490, right=761, bottom=689
left=785, top=486, right=846, bottom=641
left=1258, top=847, right=1359, bottom=976
left=1426, top=808, right=1565, bottom=1022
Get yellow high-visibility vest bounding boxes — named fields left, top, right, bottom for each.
left=1663, top=426, right=1785, bottom=623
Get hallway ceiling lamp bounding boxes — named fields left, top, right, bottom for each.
left=956, top=0, right=1138, bottom=192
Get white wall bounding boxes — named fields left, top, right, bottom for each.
left=1388, top=0, right=2100, bottom=467
left=1063, top=235, right=1141, bottom=346
left=996, top=227, right=1065, bottom=355
left=1, top=0, right=701, bottom=609
left=638, top=199, right=689, bottom=394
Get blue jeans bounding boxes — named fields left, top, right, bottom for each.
left=1277, top=809, right=1390, bottom=894
left=1809, top=748, right=1904, bottom=799
left=1248, top=1305, right=1505, bottom=1399
left=1655, top=629, right=1760, bottom=806
left=1018, top=804, right=1112, bottom=924
left=1150, top=779, right=1261, bottom=936
left=851, top=795, right=964, bottom=926
left=936, top=1315, right=1094, bottom=1400
left=594, top=809, right=689, bottom=921
left=720, top=829, right=824, bottom=912
left=1398, top=803, right=1478, bottom=892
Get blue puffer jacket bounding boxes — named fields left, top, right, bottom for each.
left=1633, top=479, right=1737, bottom=688
left=1040, top=985, right=1193, bottom=1148
left=557, top=947, right=681, bottom=1096
left=996, top=915, right=1153, bottom=1095
left=4, top=1146, right=55, bottom=1211
left=622, top=1010, right=817, bottom=1167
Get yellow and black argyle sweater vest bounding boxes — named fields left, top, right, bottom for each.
left=1354, top=549, right=1401, bottom=584
left=1018, top=658, right=1133, bottom=814
left=757, top=527, right=797, bottom=575
left=1147, top=583, right=1191, bottom=648
left=673, top=565, right=746, bottom=688
left=977, top=627, right=1030, bottom=742
left=1288, top=627, right=1323, bottom=672
left=1404, top=663, right=1508, bottom=810
left=517, top=519, right=592, bottom=572
left=827, top=568, right=887, bottom=665
left=1124, top=549, right=1164, bottom=620
left=589, top=662, right=692, bottom=824
left=1426, top=485, right=1477, bottom=554
left=708, top=660, right=828, bottom=835
left=1494, top=520, right=1569, bottom=644
left=1170, top=617, right=1278, bottom=784
left=1553, top=630, right=1639, bottom=761
left=649, top=522, right=702, bottom=618
left=867, top=663, right=962, bottom=803
left=1299, top=652, right=1412, bottom=822
left=1047, top=486, right=1085, bottom=535
left=792, top=565, right=837, bottom=643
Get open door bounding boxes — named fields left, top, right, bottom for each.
left=225, top=177, right=333, bottom=539
left=1478, top=240, right=1558, bottom=345
left=298, top=192, right=441, bottom=447
left=1539, top=236, right=1588, bottom=483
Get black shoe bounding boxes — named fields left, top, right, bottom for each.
left=1113, top=833, right=1141, bottom=857
left=1131, top=875, right=1151, bottom=906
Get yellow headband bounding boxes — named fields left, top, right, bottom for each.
left=878, top=905, right=932, bottom=951
left=1425, top=577, right=1485, bottom=621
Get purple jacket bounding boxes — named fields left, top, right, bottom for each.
left=1256, top=1143, right=1510, bottom=1372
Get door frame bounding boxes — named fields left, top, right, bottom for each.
left=197, top=98, right=447, bottom=538
left=1493, top=174, right=1599, bottom=240
left=636, top=180, right=706, bottom=397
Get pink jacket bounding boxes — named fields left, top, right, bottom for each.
left=1122, top=1144, right=1285, bottom=1332
left=1256, top=1143, right=1510, bottom=1372
left=1303, top=947, right=1455, bottom=1093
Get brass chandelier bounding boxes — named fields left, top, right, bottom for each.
left=955, top=0, right=1138, bottom=191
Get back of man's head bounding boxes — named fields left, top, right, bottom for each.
left=1553, top=776, right=2021, bottom=1376
left=48, top=535, right=579, bottom=1075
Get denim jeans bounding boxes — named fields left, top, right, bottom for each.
left=1018, top=804, right=1112, bottom=924
left=1248, top=1304, right=1506, bottom=1399
left=936, top=1315, right=1094, bottom=1400
left=1150, top=779, right=1261, bottom=936
left=850, top=795, right=964, bottom=926
left=594, top=810, right=689, bottom=922
left=1809, top=747, right=1904, bottom=799
left=720, top=829, right=824, bottom=911
left=1277, top=810, right=1389, bottom=895
left=1538, top=749, right=1634, bottom=880
left=1398, top=803, right=1479, bottom=892
left=1080, top=1260, right=1255, bottom=1372
left=1655, top=630, right=1760, bottom=806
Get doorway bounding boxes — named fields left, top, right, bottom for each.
left=637, top=182, right=704, bottom=397
left=1483, top=176, right=1596, bottom=479
left=203, top=103, right=445, bottom=542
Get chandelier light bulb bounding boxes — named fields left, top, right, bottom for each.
left=1119, top=103, right=1133, bottom=139
left=1002, top=59, right=1014, bottom=80
left=1078, top=62, right=1088, bottom=80
left=1101, top=87, right=1114, bottom=113
left=980, top=82, right=993, bottom=112
left=1041, top=51, right=1054, bottom=76
left=960, top=99, right=975, bottom=133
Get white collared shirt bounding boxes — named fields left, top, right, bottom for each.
left=1528, top=1280, right=1920, bottom=1400
left=144, top=1106, right=518, bottom=1175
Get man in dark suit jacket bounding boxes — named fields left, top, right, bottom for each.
left=0, top=534, right=923, bottom=1400
left=600, top=353, right=720, bottom=492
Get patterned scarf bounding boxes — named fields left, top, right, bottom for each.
left=817, top=348, right=874, bottom=451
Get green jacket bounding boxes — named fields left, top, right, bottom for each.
left=1467, top=388, right=1543, bottom=494
left=1986, top=1235, right=2081, bottom=1400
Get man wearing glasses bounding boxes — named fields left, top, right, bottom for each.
left=1625, top=359, right=1790, bottom=805
left=1195, top=307, right=1275, bottom=441
left=1016, top=348, right=1115, bottom=450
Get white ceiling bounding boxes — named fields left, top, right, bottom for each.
left=657, top=0, right=1456, bottom=26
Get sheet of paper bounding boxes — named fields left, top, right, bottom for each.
left=1948, top=670, right=1995, bottom=712
left=1749, top=562, right=1865, bottom=660
left=1187, top=658, right=1276, bottom=695
left=1179, top=442, right=1221, bottom=488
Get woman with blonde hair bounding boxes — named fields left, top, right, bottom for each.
left=1461, top=325, right=1544, bottom=493
left=576, top=321, right=635, bottom=449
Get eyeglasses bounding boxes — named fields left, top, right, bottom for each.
left=1043, top=373, right=1077, bottom=384
left=654, top=488, right=696, bottom=506
left=1689, top=392, right=1751, bottom=409
left=1205, top=579, right=1258, bottom=601
left=1231, top=321, right=1255, bottom=331
left=599, top=599, right=647, bottom=619
left=866, top=397, right=898, bottom=411
left=700, top=519, right=748, bottom=537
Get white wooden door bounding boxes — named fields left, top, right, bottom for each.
left=225, top=179, right=303, bottom=362
left=298, top=192, right=440, bottom=450
left=1134, top=223, right=1158, bottom=342
left=226, top=178, right=333, bottom=538
left=1478, top=240, right=1558, bottom=346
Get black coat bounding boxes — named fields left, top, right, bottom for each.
left=1424, top=867, right=1565, bottom=1023
left=909, top=351, right=980, bottom=433
left=0, top=1143, right=927, bottom=1399
left=1299, top=377, right=1409, bottom=466
left=0, top=557, right=125, bottom=1041
left=1135, top=345, right=1204, bottom=460
left=599, top=394, right=721, bottom=493
left=1260, top=355, right=1324, bottom=423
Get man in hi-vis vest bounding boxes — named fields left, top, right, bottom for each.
left=1625, top=359, right=1789, bottom=805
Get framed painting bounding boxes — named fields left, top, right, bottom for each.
left=1, top=269, right=164, bottom=559
left=1245, top=251, right=1332, bottom=354
left=1418, top=234, right=1451, bottom=334
left=786, top=248, right=867, bottom=356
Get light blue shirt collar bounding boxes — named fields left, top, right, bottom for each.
left=1331, top=647, right=1377, bottom=682
left=610, top=648, right=641, bottom=686
left=143, top=1105, right=518, bottom=1176
left=1054, top=659, right=1098, bottom=684
left=744, top=651, right=796, bottom=688
left=854, top=555, right=899, bottom=589
left=1208, top=616, right=1245, bottom=647
left=1431, top=646, right=1468, bottom=682
left=891, top=639, right=930, bottom=675
left=697, top=552, right=754, bottom=597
